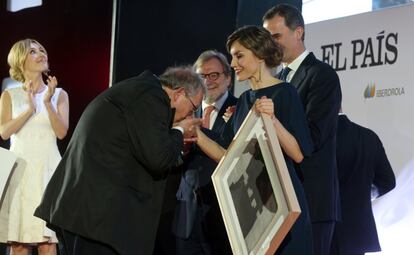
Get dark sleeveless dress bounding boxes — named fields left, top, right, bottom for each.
left=222, top=82, right=314, bottom=255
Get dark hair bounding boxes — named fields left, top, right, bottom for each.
left=262, top=4, right=305, bottom=41
left=159, top=65, right=205, bottom=97
left=226, top=25, right=283, bottom=68
left=193, top=50, right=231, bottom=76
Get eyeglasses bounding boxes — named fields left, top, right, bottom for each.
left=199, top=72, right=226, bottom=81
left=186, top=96, right=199, bottom=113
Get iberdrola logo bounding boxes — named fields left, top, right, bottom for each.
left=364, top=83, right=376, bottom=99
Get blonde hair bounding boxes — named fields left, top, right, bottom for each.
left=7, top=38, right=47, bottom=83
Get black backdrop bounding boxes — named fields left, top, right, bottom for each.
left=111, top=1, right=302, bottom=254
left=0, top=0, right=302, bottom=253
left=112, top=0, right=302, bottom=83
left=0, top=0, right=112, bottom=151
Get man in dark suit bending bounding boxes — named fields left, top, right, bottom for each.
left=331, top=112, right=395, bottom=255
left=34, top=66, right=205, bottom=255
left=263, top=4, right=342, bottom=255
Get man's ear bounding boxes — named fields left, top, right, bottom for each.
left=295, top=26, right=304, bottom=41
left=172, top=87, right=185, bottom=102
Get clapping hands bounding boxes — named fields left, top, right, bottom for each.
left=43, top=75, right=58, bottom=104
left=24, top=80, right=36, bottom=113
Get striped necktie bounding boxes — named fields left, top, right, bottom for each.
left=279, top=67, right=291, bottom=82
left=202, top=105, right=215, bottom=129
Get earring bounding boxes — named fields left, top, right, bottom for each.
left=257, top=63, right=262, bottom=83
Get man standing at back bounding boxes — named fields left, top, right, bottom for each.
left=173, top=50, right=237, bottom=255
left=331, top=112, right=395, bottom=255
left=263, top=4, right=342, bottom=255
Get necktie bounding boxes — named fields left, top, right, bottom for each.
left=279, top=67, right=291, bottom=82
left=202, top=105, right=215, bottom=129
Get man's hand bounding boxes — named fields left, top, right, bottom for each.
left=177, top=117, right=202, bottom=138
left=175, top=118, right=202, bottom=155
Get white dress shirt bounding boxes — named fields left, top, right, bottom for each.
left=283, top=50, right=310, bottom=82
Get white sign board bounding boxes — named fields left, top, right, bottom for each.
left=306, top=4, right=414, bottom=254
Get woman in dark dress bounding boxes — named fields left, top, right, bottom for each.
left=195, top=25, right=314, bottom=254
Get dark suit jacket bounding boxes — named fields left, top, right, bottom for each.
left=286, top=52, right=342, bottom=222
left=207, top=94, right=238, bottom=135
left=188, top=93, right=238, bottom=190
left=34, top=71, right=184, bottom=255
left=332, top=115, right=395, bottom=254
left=172, top=94, right=237, bottom=249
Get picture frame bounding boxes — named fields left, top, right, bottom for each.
left=211, top=110, right=301, bottom=255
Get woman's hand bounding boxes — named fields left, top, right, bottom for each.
left=44, top=75, right=58, bottom=104
left=24, top=80, right=36, bottom=113
left=175, top=117, right=202, bottom=155
left=255, top=96, right=304, bottom=163
left=255, top=96, right=274, bottom=117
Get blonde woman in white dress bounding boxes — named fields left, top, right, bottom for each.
left=0, top=39, right=69, bottom=255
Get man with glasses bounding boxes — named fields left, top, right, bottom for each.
left=34, top=66, right=204, bottom=255
left=170, top=50, right=237, bottom=255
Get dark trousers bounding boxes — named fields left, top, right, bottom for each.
left=330, top=231, right=365, bottom=255
left=174, top=191, right=232, bottom=255
left=312, top=221, right=335, bottom=255
left=175, top=208, right=213, bottom=255
left=0, top=244, right=9, bottom=255
left=56, top=228, right=119, bottom=255
left=330, top=242, right=364, bottom=255
left=331, top=245, right=364, bottom=255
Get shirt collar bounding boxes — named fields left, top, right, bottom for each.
left=283, top=50, right=310, bottom=73
left=202, top=91, right=229, bottom=111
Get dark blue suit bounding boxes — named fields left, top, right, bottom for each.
left=173, top=94, right=237, bottom=255
left=330, top=115, right=395, bottom=255
left=282, top=52, right=342, bottom=255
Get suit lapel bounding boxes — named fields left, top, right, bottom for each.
left=211, top=94, right=237, bottom=132
left=290, top=52, right=316, bottom=90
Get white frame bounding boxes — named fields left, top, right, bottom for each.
left=212, top=110, right=301, bottom=255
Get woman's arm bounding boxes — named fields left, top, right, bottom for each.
left=196, top=127, right=226, bottom=163
left=255, top=97, right=304, bottom=163
left=271, top=115, right=303, bottom=163
left=44, top=89, right=69, bottom=140
left=0, top=90, right=35, bottom=140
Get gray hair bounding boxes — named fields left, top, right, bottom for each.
left=193, top=50, right=231, bottom=75
left=159, top=65, right=205, bottom=97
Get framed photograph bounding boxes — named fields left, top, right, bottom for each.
left=212, top=110, right=300, bottom=255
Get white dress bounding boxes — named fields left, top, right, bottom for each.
left=0, top=86, right=61, bottom=243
